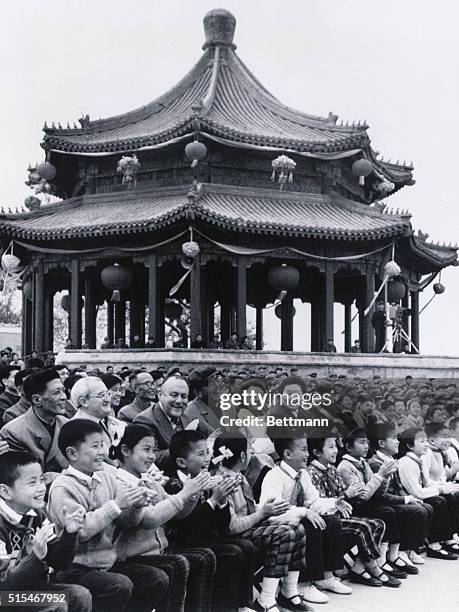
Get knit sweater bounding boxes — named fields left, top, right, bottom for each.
left=114, top=468, right=187, bottom=560
left=0, top=500, right=77, bottom=588
left=398, top=453, right=444, bottom=499
left=48, top=466, right=144, bottom=570
left=337, top=455, right=386, bottom=501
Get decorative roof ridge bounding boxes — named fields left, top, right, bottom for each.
left=44, top=51, right=213, bottom=136
left=227, top=51, right=367, bottom=134
left=200, top=46, right=221, bottom=115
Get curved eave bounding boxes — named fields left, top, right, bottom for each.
left=0, top=187, right=410, bottom=243
left=45, top=120, right=369, bottom=156
left=410, top=236, right=458, bottom=268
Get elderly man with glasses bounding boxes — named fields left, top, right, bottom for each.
left=70, top=376, right=125, bottom=461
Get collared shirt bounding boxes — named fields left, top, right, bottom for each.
left=0, top=499, right=36, bottom=525
left=66, top=464, right=103, bottom=486
left=260, top=460, right=336, bottom=514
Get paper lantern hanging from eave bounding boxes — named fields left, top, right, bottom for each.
left=268, top=264, right=300, bottom=292
left=387, top=277, right=406, bottom=303
left=185, top=140, right=207, bottom=168
left=101, top=263, right=133, bottom=302
left=352, top=158, right=373, bottom=185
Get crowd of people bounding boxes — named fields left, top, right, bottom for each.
left=0, top=345, right=458, bottom=612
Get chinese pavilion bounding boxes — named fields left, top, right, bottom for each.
left=1, top=9, right=457, bottom=357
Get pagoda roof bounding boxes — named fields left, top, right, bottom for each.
left=0, top=184, right=410, bottom=242
left=43, top=11, right=372, bottom=157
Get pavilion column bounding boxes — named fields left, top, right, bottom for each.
left=200, top=265, right=209, bottom=343
left=364, top=264, right=375, bottom=353
left=255, top=305, right=263, bottom=350
left=357, top=297, right=365, bottom=351
left=220, top=301, right=231, bottom=343
left=344, top=302, right=352, bottom=352
left=106, top=301, right=114, bottom=345
left=70, top=258, right=82, bottom=348
left=129, top=294, right=143, bottom=345
left=34, top=260, right=45, bottom=354
left=207, top=300, right=215, bottom=344
left=411, top=290, right=420, bottom=353
left=190, top=256, right=202, bottom=341
left=22, top=291, right=33, bottom=357
left=310, top=294, right=321, bottom=352
left=324, top=262, right=334, bottom=348
left=147, top=254, right=161, bottom=345
left=280, top=295, right=294, bottom=351
left=402, top=292, right=410, bottom=338
left=114, top=302, right=126, bottom=342
left=84, top=270, right=97, bottom=348
left=43, top=286, right=54, bottom=353
left=236, top=257, right=247, bottom=340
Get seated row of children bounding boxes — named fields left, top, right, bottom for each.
left=0, top=416, right=458, bottom=612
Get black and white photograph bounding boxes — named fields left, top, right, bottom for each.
left=0, top=2, right=458, bottom=611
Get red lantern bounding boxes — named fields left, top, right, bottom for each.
left=185, top=141, right=207, bottom=168
left=387, top=277, right=406, bottom=303
left=274, top=304, right=296, bottom=319
left=268, top=264, right=300, bottom=292
left=37, top=161, right=57, bottom=181
left=352, top=159, right=373, bottom=185
left=165, top=301, right=183, bottom=320
left=433, top=282, right=445, bottom=294
left=101, top=263, right=133, bottom=302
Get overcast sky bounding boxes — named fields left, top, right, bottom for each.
left=1, top=0, right=458, bottom=355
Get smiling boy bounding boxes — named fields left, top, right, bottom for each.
left=0, top=451, right=91, bottom=612
left=165, top=430, right=258, bottom=612
left=48, top=419, right=170, bottom=612
left=261, top=434, right=351, bottom=602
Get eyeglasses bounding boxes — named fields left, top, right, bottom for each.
left=88, top=391, right=110, bottom=399
left=138, top=381, right=155, bottom=388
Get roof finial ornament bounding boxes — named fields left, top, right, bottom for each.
left=78, top=114, right=90, bottom=128
left=203, top=9, right=236, bottom=50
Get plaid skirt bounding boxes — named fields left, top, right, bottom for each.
left=243, top=521, right=307, bottom=578
left=342, top=516, right=385, bottom=562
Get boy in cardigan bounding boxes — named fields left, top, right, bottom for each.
left=368, top=422, right=433, bottom=567
left=165, top=430, right=259, bottom=612
left=212, top=435, right=312, bottom=612
left=337, top=428, right=408, bottom=585
left=47, top=418, right=169, bottom=612
left=261, top=434, right=352, bottom=603
left=398, top=426, right=459, bottom=558
left=0, top=451, right=91, bottom=612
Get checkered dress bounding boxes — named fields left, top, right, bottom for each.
left=220, top=468, right=307, bottom=577
left=308, top=462, right=384, bottom=562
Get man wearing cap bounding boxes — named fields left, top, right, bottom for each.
left=118, top=371, right=156, bottom=423
left=185, top=367, right=222, bottom=434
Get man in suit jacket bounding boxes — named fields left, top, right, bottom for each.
left=134, top=375, right=200, bottom=472
left=0, top=369, right=69, bottom=479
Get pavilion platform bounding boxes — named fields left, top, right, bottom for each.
left=57, top=349, right=459, bottom=379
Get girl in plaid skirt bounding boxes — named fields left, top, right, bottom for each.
left=307, top=436, right=387, bottom=588
left=213, top=435, right=312, bottom=612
